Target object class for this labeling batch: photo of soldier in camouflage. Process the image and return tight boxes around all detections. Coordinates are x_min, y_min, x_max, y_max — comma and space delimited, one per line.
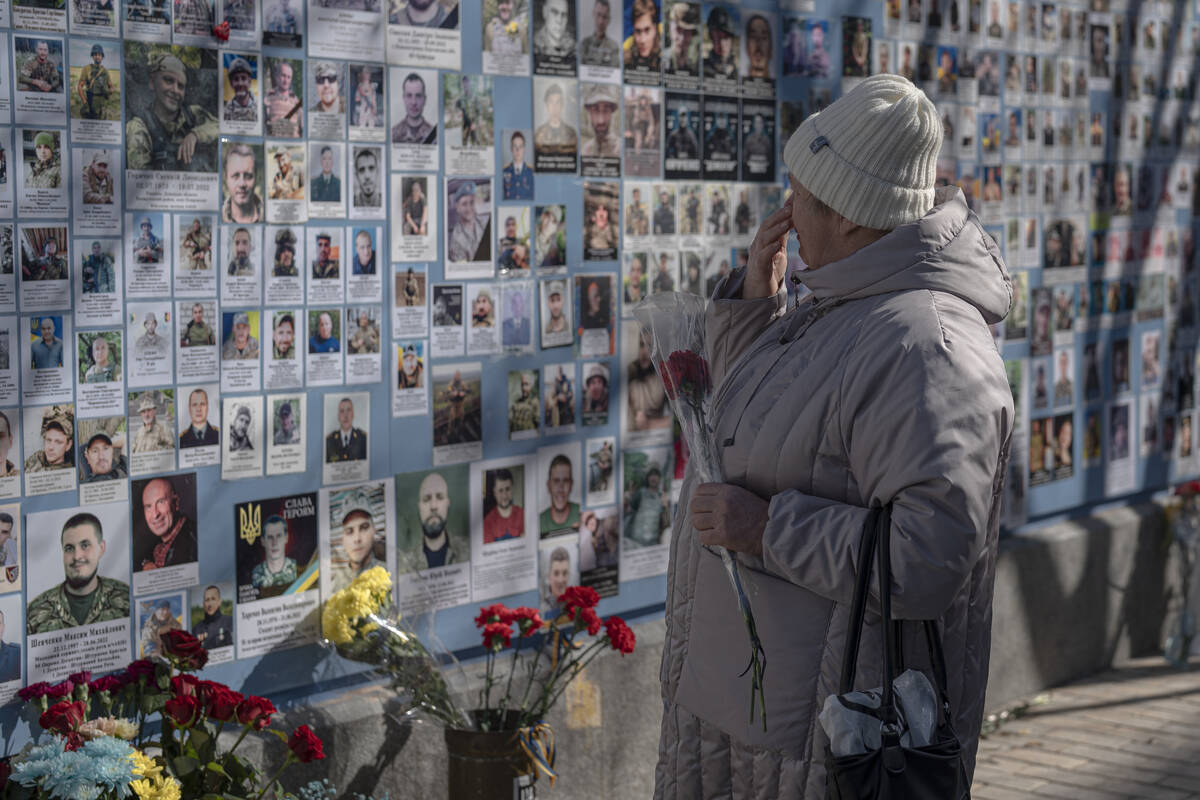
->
26, 509, 130, 636
72, 42, 118, 121
124, 44, 219, 173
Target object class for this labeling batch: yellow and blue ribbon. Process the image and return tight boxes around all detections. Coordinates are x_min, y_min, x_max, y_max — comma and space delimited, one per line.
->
518, 722, 557, 786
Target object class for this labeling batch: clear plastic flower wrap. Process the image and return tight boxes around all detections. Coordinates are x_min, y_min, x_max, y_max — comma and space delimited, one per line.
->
633, 291, 769, 729
320, 564, 473, 730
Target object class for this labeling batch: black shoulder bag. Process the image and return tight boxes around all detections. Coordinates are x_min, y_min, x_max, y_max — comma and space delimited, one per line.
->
824, 504, 970, 800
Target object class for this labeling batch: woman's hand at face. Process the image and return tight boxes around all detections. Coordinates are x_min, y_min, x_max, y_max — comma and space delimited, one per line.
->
743, 197, 794, 299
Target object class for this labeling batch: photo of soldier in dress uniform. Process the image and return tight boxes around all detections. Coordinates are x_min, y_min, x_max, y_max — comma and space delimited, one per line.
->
533, 0, 577, 76
220, 54, 261, 136
264, 57, 304, 138
123, 45, 219, 175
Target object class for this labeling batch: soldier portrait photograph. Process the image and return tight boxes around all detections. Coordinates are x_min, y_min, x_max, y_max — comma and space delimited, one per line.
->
348, 307, 380, 354
124, 44, 219, 173
173, 0, 215, 39
662, 1, 700, 79
190, 583, 234, 651
443, 75, 495, 150
624, 0, 662, 77
310, 231, 339, 280
132, 473, 198, 572
308, 61, 345, 117
180, 216, 212, 271
71, 41, 119, 122
28, 317, 65, 371
131, 215, 165, 264
483, 0, 529, 67
22, 131, 62, 191
445, 178, 493, 265
78, 421, 129, 484
308, 143, 343, 205
20, 228, 69, 283
272, 228, 300, 276
267, 144, 305, 204
579, 0, 620, 69
532, 78, 578, 172
349, 63, 383, 131
389, 0, 459, 28
80, 240, 116, 295
180, 301, 216, 348
394, 465, 470, 573
179, 386, 219, 448
134, 310, 169, 360
325, 395, 368, 464
130, 391, 175, 455
80, 151, 115, 205
580, 84, 620, 164
508, 368, 540, 439
308, 309, 340, 353
78, 330, 121, 384
533, 0, 576, 74
26, 507, 130, 636
326, 485, 387, 593
397, 342, 424, 389
351, 229, 377, 275
24, 405, 74, 473
221, 142, 264, 224
501, 130, 534, 200
352, 146, 382, 211
15, 37, 65, 97
264, 57, 304, 138
222, 310, 260, 360
220, 53, 260, 130
392, 70, 438, 147
272, 398, 301, 445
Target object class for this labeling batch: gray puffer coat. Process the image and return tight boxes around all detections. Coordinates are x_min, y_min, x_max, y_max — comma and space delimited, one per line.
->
655, 187, 1014, 799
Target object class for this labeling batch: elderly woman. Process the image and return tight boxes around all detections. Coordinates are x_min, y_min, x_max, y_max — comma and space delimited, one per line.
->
656, 75, 1013, 797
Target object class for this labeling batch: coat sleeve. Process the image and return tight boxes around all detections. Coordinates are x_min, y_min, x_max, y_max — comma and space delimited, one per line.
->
704, 267, 788, 388
759, 301, 1012, 620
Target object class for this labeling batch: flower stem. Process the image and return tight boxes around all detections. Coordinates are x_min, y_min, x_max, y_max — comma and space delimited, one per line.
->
500, 636, 524, 715
227, 723, 253, 756
253, 754, 295, 800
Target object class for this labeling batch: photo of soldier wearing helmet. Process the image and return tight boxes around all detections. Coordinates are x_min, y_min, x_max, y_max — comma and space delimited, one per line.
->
71, 42, 119, 123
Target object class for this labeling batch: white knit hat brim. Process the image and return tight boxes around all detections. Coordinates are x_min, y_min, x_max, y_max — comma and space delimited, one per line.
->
783, 76, 942, 231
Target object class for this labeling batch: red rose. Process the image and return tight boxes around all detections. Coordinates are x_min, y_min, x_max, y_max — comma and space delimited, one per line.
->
164, 695, 201, 728
171, 674, 200, 698
89, 675, 123, 695
39, 700, 86, 735
204, 686, 243, 723
510, 606, 543, 637
604, 616, 636, 655
474, 603, 513, 627
17, 682, 51, 702
124, 659, 157, 685
236, 695, 277, 730
287, 724, 326, 763
161, 629, 209, 671
665, 350, 712, 404
482, 621, 513, 651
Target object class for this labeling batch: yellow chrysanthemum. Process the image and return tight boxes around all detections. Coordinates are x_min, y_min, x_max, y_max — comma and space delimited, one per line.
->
129, 750, 162, 780
322, 567, 395, 643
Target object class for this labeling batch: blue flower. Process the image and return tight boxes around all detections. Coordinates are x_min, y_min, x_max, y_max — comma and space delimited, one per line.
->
12, 736, 135, 800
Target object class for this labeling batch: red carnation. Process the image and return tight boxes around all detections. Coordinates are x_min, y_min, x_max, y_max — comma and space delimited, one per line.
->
474, 603, 513, 627
558, 585, 599, 610
67, 671, 92, 686
17, 682, 51, 702
171, 674, 200, 698
161, 629, 209, 671
89, 675, 123, 695
578, 606, 602, 636
1176, 480, 1200, 496
604, 616, 636, 655
287, 724, 326, 763
164, 695, 200, 728
482, 621, 513, 651
204, 686, 243, 723
236, 695, 277, 730
45, 681, 74, 701
39, 700, 86, 736
212, 20, 230, 39
510, 606, 543, 637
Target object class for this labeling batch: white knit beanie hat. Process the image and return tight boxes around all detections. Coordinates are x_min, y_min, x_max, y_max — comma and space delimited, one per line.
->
783, 75, 942, 230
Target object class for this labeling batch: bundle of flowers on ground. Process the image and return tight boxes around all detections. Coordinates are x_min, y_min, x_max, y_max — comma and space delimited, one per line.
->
0, 629, 323, 799
321, 566, 471, 729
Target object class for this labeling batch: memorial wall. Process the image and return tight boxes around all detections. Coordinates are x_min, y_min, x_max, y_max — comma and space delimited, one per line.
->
0, 0, 1196, 724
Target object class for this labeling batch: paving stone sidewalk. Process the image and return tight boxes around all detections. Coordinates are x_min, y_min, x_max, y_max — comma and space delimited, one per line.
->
972, 657, 1200, 799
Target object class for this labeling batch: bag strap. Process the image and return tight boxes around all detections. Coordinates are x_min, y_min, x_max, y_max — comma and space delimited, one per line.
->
876, 504, 899, 731
837, 505, 882, 695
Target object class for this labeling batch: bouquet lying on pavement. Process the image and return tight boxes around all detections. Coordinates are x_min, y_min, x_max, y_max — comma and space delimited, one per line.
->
634, 291, 768, 729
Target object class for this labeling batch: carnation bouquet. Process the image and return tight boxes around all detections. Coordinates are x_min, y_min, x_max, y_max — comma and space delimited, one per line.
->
634, 291, 768, 728
2, 630, 324, 799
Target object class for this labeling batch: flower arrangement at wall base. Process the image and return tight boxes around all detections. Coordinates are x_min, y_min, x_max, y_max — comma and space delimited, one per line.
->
322, 567, 636, 799
0, 629, 324, 799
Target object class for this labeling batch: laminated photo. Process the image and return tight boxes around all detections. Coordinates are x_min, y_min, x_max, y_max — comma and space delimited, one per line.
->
22, 403, 76, 494
265, 226, 304, 305
619, 443, 672, 580
20, 315, 72, 405
349, 145, 385, 220
533, 203, 566, 272
0, 408, 19, 499
347, 63, 386, 142
307, 227, 345, 305
582, 181, 618, 262
131, 472, 199, 595
623, 0, 662, 85
17, 128, 68, 217
393, 464, 471, 613
465, 283, 500, 356
122, 44, 220, 212
18, 224, 69, 311
542, 362, 576, 435
738, 9, 774, 98
72, 148, 120, 236
575, 274, 614, 357
76, 329, 124, 417
220, 0, 260, 46
498, 129, 534, 200
662, 1, 700, 90
392, 174, 436, 262
219, 52, 261, 137
0, 320, 17, 406
173, 214, 217, 297
677, 182, 703, 242
220, 224, 263, 307
173, 0, 215, 43
533, 0, 577, 76
265, 141, 307, 224
266, 392, 305, 475
580, 85, 619, 178
176, 383, 220, 469
189, 581, 234, 665
579, 0, 622, 83
580, 361, 610, 426
507, 368, 540, 440
701, 3, 738, 93
622, 250, 649, 310
232, 490, 319, 656
265, 309, 303, 390
578, 506, 619, 597
620, 319, 671, 444
469, 453, 537, 601
122, 0, 170, 41
432, 361, 482, 465
13, 36, 67, 126
533, 76, 579, 174
305, 308, 344, 386
219, 308, 261, 392
0, 134, 13, 219
540, 277, 573, 350
346, 225, 383, 301
307, 140, 346, 219
176, 300, 219, 383
264, 57, 304, 138
391, 67, 439, 172
76, 416, 127, 505
124, 212, 171, 298
388, 0, 461, 71
222, 394, 263, 479
739, 99, 775, 182
262, 0, 303, 47
500, 281, 534, 352
345, 305, 383, 384
72, 237, 122, 328
649, 250, 678, 295
496, 205, 532, 278
392, 340, 428, 418
584, 434, 616, 504
68, 40, 120, 144
700, 94, 737, 181
651, 183, 677, 238
0, 510, 20, 595
537, 443, 581, 538
663, 92, 700, 180
537, 537, 578, 612
308, 0, 385, 62
445, 176, 494, 279
127, 388, 176, 476
443, 75, 495, 175
392, 265, 428, 338
482, 0, 530, 76
622, 86, 660, 178
430, 282, 465, 357
25, 502, 131, 684
319, 481, 396, 607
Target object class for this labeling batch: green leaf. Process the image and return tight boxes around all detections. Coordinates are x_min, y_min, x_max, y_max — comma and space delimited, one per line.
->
173, 755, 199, 775
265, 727, 289, 743
205, 761, 230, 778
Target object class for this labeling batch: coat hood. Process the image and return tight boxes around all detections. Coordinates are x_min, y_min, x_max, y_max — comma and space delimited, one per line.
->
797, 186, 1012, 325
